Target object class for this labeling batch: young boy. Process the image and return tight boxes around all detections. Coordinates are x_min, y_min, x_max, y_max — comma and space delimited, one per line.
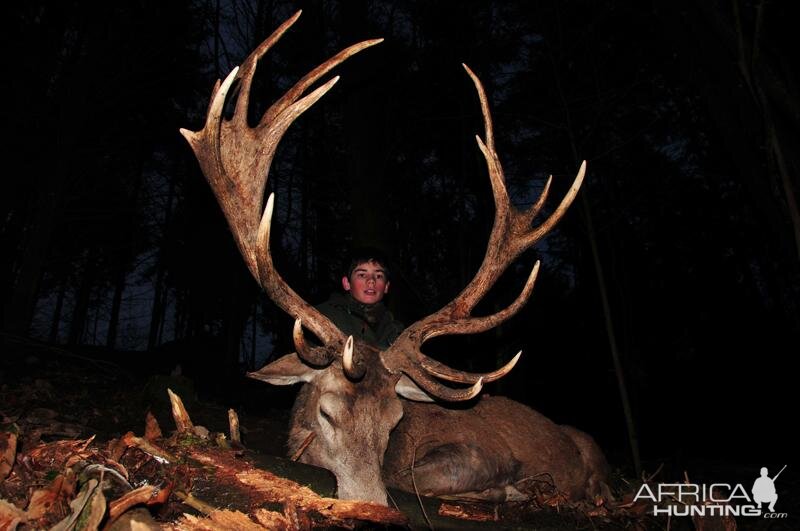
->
316, 248, 404, 349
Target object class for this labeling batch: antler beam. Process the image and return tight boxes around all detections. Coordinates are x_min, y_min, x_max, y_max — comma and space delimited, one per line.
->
180, 10, 382, 349
381, 64, 586, 399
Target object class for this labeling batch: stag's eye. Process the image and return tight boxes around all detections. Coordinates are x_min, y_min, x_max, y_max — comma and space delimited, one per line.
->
319, 406, 336, 427
318, 393, 341, 428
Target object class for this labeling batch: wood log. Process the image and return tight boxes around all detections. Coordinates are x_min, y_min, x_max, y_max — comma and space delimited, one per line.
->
228, 408, 240, 443
167, 388, 194, 433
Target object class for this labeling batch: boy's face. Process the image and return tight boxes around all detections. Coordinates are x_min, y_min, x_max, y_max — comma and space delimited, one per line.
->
342, 260, 390, 305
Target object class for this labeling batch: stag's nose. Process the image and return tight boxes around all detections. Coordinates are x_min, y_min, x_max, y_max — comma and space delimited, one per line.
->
337, 477, 389, 506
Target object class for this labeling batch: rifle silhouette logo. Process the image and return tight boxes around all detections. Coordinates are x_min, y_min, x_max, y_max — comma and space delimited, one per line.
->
752, 465, 786, 513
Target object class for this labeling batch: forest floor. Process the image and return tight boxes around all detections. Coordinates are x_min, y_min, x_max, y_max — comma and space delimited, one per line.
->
2, 334, 795, 530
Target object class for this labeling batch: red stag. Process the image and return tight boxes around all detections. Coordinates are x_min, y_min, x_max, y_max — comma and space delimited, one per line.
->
180, 11, 608, 506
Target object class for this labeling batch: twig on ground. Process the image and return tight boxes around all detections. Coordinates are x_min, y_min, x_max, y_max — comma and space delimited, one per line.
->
290, 432, 315, 462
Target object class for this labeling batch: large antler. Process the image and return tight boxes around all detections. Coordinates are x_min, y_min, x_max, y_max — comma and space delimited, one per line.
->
180, 11, 382, 362
381, 64, 586, 400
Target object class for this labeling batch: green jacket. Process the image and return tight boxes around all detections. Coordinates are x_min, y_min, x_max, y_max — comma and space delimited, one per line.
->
316, 292, 404, 349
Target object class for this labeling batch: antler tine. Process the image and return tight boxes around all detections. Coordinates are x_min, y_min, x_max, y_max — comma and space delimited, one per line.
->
342, 336, 366, 380
421, 351, 521, 384
519, 160, 586, 251
292, 319, 336, 366
423, 260, 540, 341
462, 64, 510, 225
523, 175, 553, 225
262, 37, 384, 128
381, 66, 585, 401
404, 366, 485, 401
180, 66, 240, 186
234, 10, 303, 124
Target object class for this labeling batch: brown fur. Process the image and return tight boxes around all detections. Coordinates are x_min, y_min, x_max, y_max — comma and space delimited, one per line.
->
277, 352, 403, 504
383, 396, 608, 500
255, 352, 608, 505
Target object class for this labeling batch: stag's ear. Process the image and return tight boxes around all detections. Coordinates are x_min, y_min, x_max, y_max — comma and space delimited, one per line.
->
247, 353, 321, 385
395, 374, 435, 402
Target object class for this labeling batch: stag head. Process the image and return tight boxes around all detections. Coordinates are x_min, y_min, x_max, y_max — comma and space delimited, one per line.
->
181, 11, 585, 505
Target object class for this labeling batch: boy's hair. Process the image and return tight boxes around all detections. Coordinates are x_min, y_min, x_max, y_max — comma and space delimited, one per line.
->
345, 246, 391, 280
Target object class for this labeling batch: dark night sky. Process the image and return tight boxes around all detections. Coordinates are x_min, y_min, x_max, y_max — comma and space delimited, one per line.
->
4, 0, 799, 485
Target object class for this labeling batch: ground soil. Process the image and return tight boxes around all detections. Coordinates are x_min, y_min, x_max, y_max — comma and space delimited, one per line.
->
2, 336, 796, 530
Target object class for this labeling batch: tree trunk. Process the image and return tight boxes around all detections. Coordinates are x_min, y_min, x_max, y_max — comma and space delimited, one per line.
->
3, 174, 63, 336
547, 13, 642, 474
732, 0, 800, 262
340, 0, 391, 250
2, 6, 77, 337
147, 175, 176, 350
49, 275, 68, 343
106, 260, 126, 349
68, 250, 98, 346
222, 271, 248, 385
147, 265, 167, 351
250, 299, 258, 370
659, 1, 798, 295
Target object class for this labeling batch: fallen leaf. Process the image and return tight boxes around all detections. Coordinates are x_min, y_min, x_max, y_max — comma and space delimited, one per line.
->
0, 498, 26, 530
0, 425, 18, 481
50, 478, 100, 531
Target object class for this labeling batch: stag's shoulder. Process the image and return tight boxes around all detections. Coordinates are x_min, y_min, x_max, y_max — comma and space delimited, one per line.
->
474, 395, 559, 428
476, 395, 534, 412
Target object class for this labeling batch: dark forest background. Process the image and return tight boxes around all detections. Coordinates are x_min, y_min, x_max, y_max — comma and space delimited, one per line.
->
3, 0, 799, 480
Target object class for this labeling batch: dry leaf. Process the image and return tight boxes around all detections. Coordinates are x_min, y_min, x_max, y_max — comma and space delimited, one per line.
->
144, 412, 162, 442
0, 426, 18, 481
0, 498, 27, 530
